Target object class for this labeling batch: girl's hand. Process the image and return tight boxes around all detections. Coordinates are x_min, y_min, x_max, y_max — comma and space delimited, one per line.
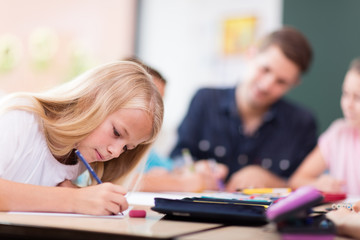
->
314, 174, 345, 193
353, 201, 360, 212
72, 182, 128, 215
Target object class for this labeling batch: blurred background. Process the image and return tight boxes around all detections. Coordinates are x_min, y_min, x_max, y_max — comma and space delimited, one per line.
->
1, 0, 359, 156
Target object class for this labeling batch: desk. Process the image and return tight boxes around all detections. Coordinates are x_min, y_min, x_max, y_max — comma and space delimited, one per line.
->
177, 224, 279, 240
1, 209, 354, 240
0, 211, 353, 240
0, 207, 221, 240
177, 225, 353, 240
0, 192, 356, 240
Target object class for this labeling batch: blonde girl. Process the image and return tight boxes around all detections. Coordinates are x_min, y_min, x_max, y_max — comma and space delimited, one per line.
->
0, 61, 163, 215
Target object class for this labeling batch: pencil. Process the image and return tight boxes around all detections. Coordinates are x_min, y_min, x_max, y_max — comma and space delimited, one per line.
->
75, 150, 102, 184
182, 148, 195, 172
208, 159, 226, 191
242, 188, 291, 195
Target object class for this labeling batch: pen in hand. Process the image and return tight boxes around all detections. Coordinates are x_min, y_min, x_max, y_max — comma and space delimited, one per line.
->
209, 159, 226, 191
75, 149, 102, 184
75, 150, 128, 216
182, 148, 195, 172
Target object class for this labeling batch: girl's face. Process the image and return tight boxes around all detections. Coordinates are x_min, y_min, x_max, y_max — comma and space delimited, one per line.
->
341, 70, 360, 128
77, 108, 153, 163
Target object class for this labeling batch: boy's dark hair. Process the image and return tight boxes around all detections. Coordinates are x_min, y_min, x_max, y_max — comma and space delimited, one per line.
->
259, 26, 313, 74
123, 56, 167, 84
349, 58, 360, 74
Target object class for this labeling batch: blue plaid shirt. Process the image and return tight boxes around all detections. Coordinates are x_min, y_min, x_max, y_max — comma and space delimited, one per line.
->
170, 87, 318, 181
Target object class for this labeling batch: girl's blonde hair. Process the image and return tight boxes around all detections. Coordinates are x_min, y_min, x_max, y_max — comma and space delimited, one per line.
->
1, 61, 164, 182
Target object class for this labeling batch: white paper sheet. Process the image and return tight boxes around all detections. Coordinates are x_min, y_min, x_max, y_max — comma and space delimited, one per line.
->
7, 207, 132, 218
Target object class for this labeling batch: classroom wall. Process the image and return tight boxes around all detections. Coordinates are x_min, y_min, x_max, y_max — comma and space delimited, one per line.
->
0, 0, 136, 94
283, 0, 360, 135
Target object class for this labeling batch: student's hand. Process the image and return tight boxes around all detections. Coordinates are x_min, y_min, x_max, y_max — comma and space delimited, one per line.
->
226, 165, 286, 192
194, 160, 228, 190
326, 208, 350, 236
313, 174, 345, 193
353, 200, 360, 212
326, 207, 360, 238
178, 171, 208, 192
73, 182, 128, 215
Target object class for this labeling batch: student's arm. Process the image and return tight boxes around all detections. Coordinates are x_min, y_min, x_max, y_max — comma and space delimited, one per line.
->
137, 160, 228, 192
137, 168, 205, 192
327, 208, 360, 239
226, 165, 287, 191
0, 178, 128, 215
288, 146, 344, 192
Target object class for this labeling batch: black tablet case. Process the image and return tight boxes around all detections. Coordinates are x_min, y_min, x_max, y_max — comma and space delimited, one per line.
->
151, 197, 271, 226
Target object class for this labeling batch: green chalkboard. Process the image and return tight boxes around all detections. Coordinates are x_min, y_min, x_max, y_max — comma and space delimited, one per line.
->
283, 0, 360, 135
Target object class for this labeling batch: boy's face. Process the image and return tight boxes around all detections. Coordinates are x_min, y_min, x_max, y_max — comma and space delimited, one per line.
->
77, 108, 152, 163
341, 70, 360, 127
242, 45, 300, 109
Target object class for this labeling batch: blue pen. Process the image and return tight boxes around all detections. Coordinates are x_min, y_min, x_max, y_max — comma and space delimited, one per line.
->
75, 149, 102, 184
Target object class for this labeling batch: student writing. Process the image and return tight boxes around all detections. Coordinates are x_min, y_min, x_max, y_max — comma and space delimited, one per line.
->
0, 61, 163, 215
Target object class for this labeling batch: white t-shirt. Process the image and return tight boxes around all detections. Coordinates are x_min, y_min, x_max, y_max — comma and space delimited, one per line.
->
0, 109, 84, 186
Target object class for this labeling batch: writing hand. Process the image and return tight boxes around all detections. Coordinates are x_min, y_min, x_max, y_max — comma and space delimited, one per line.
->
73, 182, 128, 215
194, 160, 228, 191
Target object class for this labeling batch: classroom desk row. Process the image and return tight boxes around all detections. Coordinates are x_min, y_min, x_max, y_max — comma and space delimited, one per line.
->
0, 208, 278, 240
0, 196, 354, 240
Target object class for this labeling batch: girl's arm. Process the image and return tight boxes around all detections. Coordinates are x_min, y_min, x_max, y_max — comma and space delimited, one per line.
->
0, 178, 128, 215
327, 208, 360, 239
288, 146, 343, 192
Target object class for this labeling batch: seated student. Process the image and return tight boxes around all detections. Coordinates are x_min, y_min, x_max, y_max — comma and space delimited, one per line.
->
0, 61, 163, 215
123, 57, 228, 192
289, 58, 360, 195
326, 200, 360, 239
170, 26, 317, 192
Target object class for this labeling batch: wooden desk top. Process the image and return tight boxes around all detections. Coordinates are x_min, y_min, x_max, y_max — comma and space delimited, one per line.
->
177, 224, 354, 240
0, 210, 355, 240
0, 207, 221, 240
177, 224, 280, 240
0, 201, 356, 240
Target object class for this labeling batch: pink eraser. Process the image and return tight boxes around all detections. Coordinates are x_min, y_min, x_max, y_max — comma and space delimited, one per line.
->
129, 209, 146, 218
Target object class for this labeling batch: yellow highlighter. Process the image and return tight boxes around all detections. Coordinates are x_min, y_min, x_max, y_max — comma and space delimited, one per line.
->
242, 188, 291, 195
